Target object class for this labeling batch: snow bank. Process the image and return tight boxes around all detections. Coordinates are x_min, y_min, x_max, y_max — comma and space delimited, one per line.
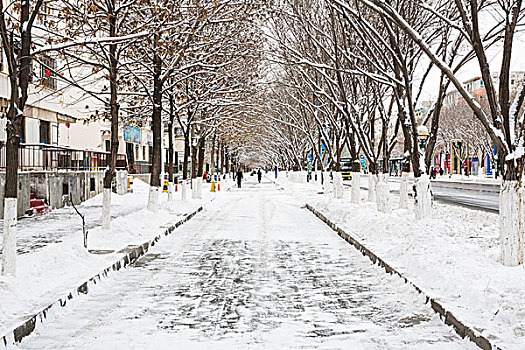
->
277, 180, 525, 349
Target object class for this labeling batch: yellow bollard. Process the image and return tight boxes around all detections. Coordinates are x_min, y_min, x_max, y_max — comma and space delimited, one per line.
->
162, 180, 169, 193
210, 181, 216, 192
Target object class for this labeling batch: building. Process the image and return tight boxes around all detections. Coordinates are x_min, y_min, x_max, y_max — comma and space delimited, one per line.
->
444, 71, 525, 107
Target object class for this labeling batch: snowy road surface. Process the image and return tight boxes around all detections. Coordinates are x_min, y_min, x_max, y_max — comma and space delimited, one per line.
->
18, 178, 474, 349
351, 176, 499, 212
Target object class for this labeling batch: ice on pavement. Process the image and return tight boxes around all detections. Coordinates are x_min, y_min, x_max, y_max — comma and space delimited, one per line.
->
17, 178, 474, 349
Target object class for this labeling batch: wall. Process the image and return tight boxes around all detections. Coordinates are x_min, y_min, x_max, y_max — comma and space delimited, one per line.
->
0, 170, 105, 219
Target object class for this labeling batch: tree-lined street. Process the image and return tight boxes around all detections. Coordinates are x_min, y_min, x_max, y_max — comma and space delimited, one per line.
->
0, 0, 524, 348
18, 178, 473, 349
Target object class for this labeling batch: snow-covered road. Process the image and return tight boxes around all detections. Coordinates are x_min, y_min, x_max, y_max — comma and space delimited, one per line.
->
17, 178, 474, 349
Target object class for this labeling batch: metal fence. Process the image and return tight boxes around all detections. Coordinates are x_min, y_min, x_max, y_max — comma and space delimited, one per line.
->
0, 143, 127, 171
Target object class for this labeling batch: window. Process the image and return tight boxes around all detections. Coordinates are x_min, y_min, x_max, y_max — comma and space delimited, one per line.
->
105, 140, 111, 152
143, 146, 146, 160
51, 123, 58, 144
40, 56, 57, 90
90, 178, 96, 192
39, 120, 50, 144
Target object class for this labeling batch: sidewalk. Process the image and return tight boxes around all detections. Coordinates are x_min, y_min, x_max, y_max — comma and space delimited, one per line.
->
0, 178, 231, 342
275, 173, 524, 350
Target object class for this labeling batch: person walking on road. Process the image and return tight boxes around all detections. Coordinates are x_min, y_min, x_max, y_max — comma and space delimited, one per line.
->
234, 168, 243, 188
257, 169, 262, 183
274, 165, 278, 179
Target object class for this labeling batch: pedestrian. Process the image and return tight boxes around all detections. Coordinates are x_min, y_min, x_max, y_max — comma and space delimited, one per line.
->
429, 167, 436, 179
274, 165, 278, 179
235, 168, 243, 188
257, 169, 262, 183
439, 168, 444, 176
202, 171, 207, 182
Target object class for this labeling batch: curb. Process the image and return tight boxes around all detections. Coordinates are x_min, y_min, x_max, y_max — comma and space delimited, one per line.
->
1, 206, 203, 349
305, 204, 500, 350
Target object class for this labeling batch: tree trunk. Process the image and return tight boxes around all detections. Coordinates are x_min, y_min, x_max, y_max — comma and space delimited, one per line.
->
102, 19, 119, 229
500, 180, 524, 266
1, 104, 20, 276
216, 138, 220, 176
210, 133, 216, 177
225, 146, 230, 174
148, 50, 162, 212
367, 172, 377, 202
183, 135, 190, 180
168, 93, 174, 184
191, 140, 197, 180
167, 92, 174, 201
1, 0, 43, 275
376, 173, 391, 214
197, 136, 205, 177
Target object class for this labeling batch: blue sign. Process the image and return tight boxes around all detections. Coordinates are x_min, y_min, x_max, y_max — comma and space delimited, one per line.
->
124, 125, 141, 143
360, 155, 366, 171
486, 153, 492, 175
308, 154, 313, 163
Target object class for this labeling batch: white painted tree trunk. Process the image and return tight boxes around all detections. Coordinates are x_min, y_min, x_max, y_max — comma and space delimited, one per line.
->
181, 181, 187, 201
413, 175, 432, 219
500, 181, 524, 266
116, 171, 127, 195
167, 182, 174, 201
196, 178, 203, 199
351, 172, 361, 204
399, 172, 409, 209
323, 172, 332, 197
367, 173, 377, 202
333, 172, 344, 199
192, 179, 198, 199
102, 188, 111, 230
147, 186, 160, 212
376, 173, 391, 214
1, 198, 17, 276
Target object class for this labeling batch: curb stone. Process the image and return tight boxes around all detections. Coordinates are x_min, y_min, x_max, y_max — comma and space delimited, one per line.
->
0, 206, 203, 349
306, 203, 500, 350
